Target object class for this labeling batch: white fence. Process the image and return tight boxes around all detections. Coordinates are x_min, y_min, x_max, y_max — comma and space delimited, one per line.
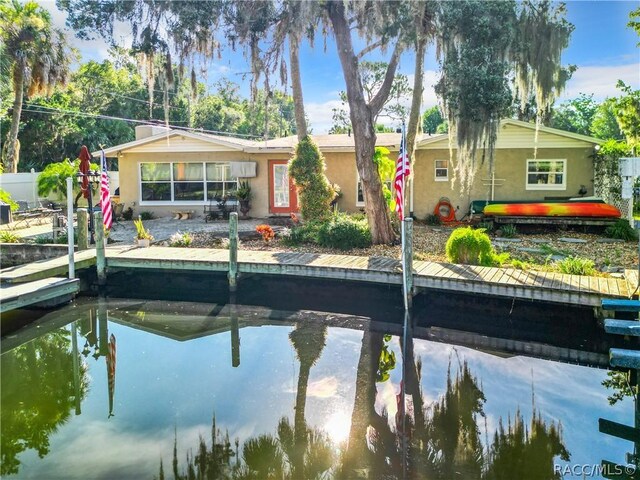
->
0, 170, 120, 207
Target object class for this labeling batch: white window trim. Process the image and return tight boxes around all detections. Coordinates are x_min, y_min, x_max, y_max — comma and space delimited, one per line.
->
434, 159, 449, 182
138, 161, 238, 206
525, 159, 567, 191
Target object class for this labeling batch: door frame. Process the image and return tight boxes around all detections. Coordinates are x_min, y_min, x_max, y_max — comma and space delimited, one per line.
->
268, 160, 298, 214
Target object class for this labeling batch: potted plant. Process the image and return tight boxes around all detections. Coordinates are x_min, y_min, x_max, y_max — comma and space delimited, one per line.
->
236, 180, 252, 219
133, 217, 153, 247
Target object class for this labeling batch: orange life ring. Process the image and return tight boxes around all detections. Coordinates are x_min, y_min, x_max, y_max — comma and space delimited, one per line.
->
434, 199, 456, 222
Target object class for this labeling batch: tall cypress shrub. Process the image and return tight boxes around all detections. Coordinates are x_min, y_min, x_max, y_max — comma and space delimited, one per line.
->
289, 136, 334, 222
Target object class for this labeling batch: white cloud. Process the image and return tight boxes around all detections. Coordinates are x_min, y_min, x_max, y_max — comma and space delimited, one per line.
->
559, 63, 640, 101
305, 99, 344, 134
307, 376, 340, 398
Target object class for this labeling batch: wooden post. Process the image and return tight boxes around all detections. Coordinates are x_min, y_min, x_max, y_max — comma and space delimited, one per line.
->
77, 209, 89, 251
228, 212, 238, 292
402, 218, 414, 309
71, 322, 81, 415
95, 211, 106, 286
66, 177, 75, 279
230, 293, 240, 367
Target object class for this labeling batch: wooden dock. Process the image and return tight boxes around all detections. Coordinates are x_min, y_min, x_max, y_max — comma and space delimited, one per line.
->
1, 249, 97, 284
1, 245, 635, 310
104, 246, 635, 307
0, 277, 80, 313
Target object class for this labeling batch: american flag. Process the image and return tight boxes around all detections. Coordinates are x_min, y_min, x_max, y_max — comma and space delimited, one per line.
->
100, 150, 113, 229
394, 124, 410, 219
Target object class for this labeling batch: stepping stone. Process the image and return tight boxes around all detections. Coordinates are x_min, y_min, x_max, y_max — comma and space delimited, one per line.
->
531, 239, 550, 244
558, 237, 587, 244
596, 238, 625, 243
550, 254, 566, 261
493, 238, 521, 243
514, 247, 545, 254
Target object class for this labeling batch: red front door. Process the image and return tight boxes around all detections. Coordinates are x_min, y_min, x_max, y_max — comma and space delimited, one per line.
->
269, 160, 298, 214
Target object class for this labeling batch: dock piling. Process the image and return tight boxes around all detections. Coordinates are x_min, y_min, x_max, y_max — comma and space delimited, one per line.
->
95, 211, 106, 286
67, 178, 75, 279
228, 212, 238, 292
77, 209, 89, 251
402, 218, 414, 309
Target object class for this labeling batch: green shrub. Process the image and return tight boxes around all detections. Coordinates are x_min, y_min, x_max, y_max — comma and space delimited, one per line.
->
500, 224, 517, 238
139, 211, 155, 221
317, 214, 372, 250
169, 231, 193, 247
0, 189, 18, 211
34, 235, 54, 244
445, 227, 506, 266
425, 213, 442, 226
605, 219, 638, 241
281, 221, 323, 246
556, 256, 596, 276
289, 136, 334, 222
0, 230, 21, 243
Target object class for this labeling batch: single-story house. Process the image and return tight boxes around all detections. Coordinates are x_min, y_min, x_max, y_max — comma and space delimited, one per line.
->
98, 119, 600, 219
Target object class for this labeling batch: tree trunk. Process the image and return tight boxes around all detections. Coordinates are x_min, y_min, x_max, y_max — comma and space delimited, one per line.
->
342, 329, 384, 474
406, 36, 427, 183
289, 33, 307, 140
327, 2, 396, 244
292, 361, 310, 478
4, 60, 26, 173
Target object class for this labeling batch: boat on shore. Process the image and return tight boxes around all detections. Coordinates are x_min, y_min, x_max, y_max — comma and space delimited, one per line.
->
483, 201, 621, 218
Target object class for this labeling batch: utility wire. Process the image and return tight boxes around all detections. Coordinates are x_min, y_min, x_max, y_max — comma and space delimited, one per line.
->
85, 86, 185, 111
21, 103, 264, 139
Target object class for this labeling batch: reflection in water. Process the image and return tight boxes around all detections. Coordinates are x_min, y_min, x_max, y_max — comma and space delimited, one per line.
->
0, 330, 89, 475
163, 319, 571, 479
2, 298, 630, 478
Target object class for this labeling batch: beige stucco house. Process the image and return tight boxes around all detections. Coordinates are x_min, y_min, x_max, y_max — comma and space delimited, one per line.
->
99, 119, 600, 220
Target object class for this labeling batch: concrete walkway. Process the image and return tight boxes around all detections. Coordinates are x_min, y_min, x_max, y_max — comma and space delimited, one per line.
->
1, 215, 265, 245
109, 217, 263, 245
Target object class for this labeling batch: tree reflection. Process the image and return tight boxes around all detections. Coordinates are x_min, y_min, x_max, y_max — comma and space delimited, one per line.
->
1, 329, 89, 476
163, 327, 571, 480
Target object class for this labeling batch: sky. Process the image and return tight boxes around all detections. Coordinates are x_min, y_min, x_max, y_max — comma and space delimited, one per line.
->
42, 0, 640, 134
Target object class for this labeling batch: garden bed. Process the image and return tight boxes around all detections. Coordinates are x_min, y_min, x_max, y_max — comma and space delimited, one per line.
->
188, 223, 639, 273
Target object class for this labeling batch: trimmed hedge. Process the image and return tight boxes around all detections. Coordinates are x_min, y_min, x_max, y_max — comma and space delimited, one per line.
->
289, 136, 334, 222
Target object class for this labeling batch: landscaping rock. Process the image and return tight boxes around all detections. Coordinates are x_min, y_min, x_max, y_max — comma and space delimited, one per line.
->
558, 237, 588, 244
514, 247, 545, 254
550, 254, 566, 261
493, 238, 521, 243
596, 238, 625, 243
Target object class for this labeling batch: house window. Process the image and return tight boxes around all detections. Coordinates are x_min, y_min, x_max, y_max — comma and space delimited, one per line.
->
173, 163, 204, 201
356, 176, 393, 206
140, 163, 172, 201
435, 159, 448, 181
206, 163, 238, 199
526, 159, 566, 190
139, 162, 238, 204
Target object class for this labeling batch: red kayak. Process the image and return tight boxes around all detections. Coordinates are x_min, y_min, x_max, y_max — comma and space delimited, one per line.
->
483, 202, 621, 218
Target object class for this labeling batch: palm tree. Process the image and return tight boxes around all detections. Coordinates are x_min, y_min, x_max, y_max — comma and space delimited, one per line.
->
0, 0, 73, 173
288, 322, 327, 478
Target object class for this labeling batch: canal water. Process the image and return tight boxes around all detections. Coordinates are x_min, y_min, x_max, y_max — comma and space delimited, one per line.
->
0, 278, 637, 479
